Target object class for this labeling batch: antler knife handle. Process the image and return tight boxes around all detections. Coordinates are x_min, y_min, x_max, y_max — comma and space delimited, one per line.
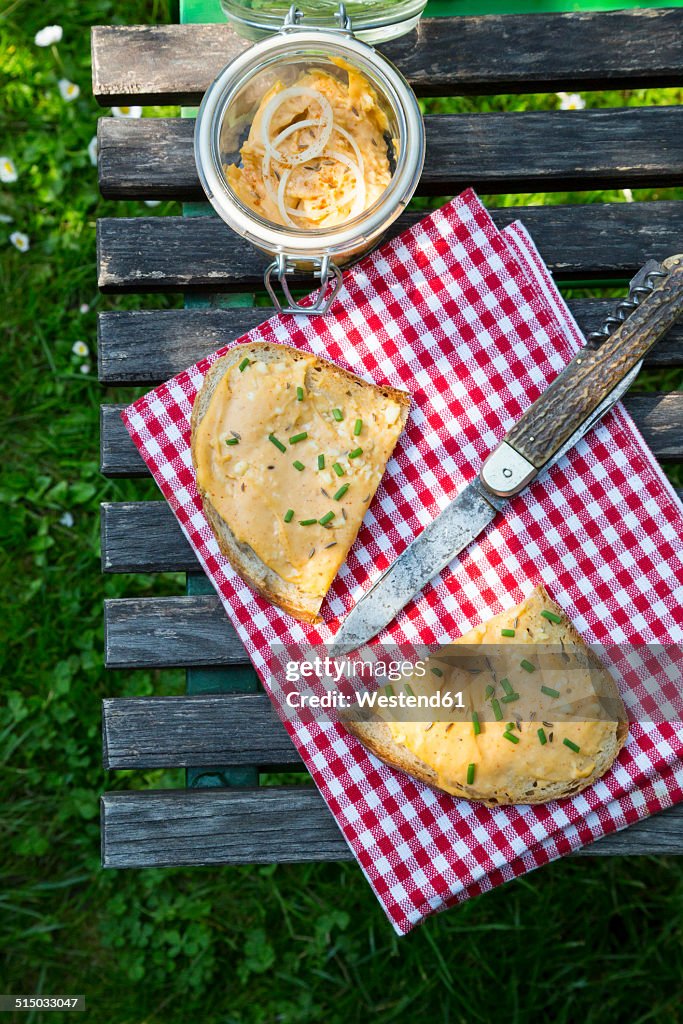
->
504, 254, 683, 469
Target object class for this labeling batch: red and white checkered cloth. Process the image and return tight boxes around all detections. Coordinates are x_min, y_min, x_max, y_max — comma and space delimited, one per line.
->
122, 190, 683, 934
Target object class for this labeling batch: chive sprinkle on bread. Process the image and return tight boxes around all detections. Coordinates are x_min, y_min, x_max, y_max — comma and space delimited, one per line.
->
347, 585, 628, 805
191, 342, 410, 623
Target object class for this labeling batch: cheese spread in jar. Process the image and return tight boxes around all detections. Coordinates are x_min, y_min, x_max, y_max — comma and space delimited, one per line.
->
225, 66, 394, 229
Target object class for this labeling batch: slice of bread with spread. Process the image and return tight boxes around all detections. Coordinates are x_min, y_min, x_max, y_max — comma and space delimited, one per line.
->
191, 342, 410, 623
347, 585, 628, 805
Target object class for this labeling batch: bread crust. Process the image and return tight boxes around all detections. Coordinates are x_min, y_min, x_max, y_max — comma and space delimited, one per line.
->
347, 586, 628, 805
191, 342, 410, 622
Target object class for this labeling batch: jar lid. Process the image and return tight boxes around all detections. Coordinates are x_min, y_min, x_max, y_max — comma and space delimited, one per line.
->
220, 0, 427, 44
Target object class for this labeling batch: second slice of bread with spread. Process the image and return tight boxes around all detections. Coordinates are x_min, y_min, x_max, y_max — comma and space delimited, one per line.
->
191, 343, 410, 622
347, 586, 628, 805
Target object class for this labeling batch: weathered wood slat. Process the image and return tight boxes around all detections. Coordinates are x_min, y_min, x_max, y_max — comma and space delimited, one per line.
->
101, 500, 192, 572
101, 485, 683, 575
97, 202, 683, 292
101, 405, 141, 476
91, 10, 683, 106
98, 308, 264, 384
101, 787, 351, 866
98, 107, 683, 202
101, 787, 683, 867
99, 301, 683, 385
103, 693, 299, 768
104, 594, 247, 668
101, 394, 683, 479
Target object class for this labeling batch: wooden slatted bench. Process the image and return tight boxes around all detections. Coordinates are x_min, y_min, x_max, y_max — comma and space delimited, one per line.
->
96, 7, 683, 869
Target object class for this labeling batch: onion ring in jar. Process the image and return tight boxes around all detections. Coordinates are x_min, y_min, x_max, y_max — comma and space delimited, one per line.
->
276, 167, 297, 227
259, 87, 334, 167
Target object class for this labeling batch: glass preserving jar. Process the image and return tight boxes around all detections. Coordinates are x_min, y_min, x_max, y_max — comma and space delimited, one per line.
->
194, 3, 425, 315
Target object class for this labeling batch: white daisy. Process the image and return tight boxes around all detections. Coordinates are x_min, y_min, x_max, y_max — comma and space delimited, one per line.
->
35, 25, 63, 47
59, 511, 74, 528
10, 231, 29, 252
72, 340, 89, 357
0, 157, 17, 183
79, 363, 91, 374
0, 215, 13, 224
622, 188, 634, 203
79, 303, 90, 314
556, 92, 585, 111
87, 136, 98, 167
112, 106, 142, 119
58, 79, 80, 102
144, 200, 161, 207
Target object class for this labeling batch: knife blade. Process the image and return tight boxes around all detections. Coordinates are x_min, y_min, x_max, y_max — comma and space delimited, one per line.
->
334, 480, 498, 653
332, 254, 683, 654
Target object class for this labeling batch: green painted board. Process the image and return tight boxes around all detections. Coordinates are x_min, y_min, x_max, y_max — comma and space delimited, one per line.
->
182, 0, 683, 24
427, 0, 683, 12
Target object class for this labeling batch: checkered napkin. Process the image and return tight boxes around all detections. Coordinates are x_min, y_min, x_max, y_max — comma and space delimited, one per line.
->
122, 190, 683, 934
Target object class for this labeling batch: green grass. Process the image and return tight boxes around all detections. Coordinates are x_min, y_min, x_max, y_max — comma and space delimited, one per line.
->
2, 2, 683, 1022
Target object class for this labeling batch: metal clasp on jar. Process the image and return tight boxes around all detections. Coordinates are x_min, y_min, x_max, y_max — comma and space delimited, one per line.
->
264, 253, 344, 315
281, 3, 354, 36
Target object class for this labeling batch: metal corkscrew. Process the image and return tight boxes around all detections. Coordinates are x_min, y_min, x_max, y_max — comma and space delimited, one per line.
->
586, 260, 669, 348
